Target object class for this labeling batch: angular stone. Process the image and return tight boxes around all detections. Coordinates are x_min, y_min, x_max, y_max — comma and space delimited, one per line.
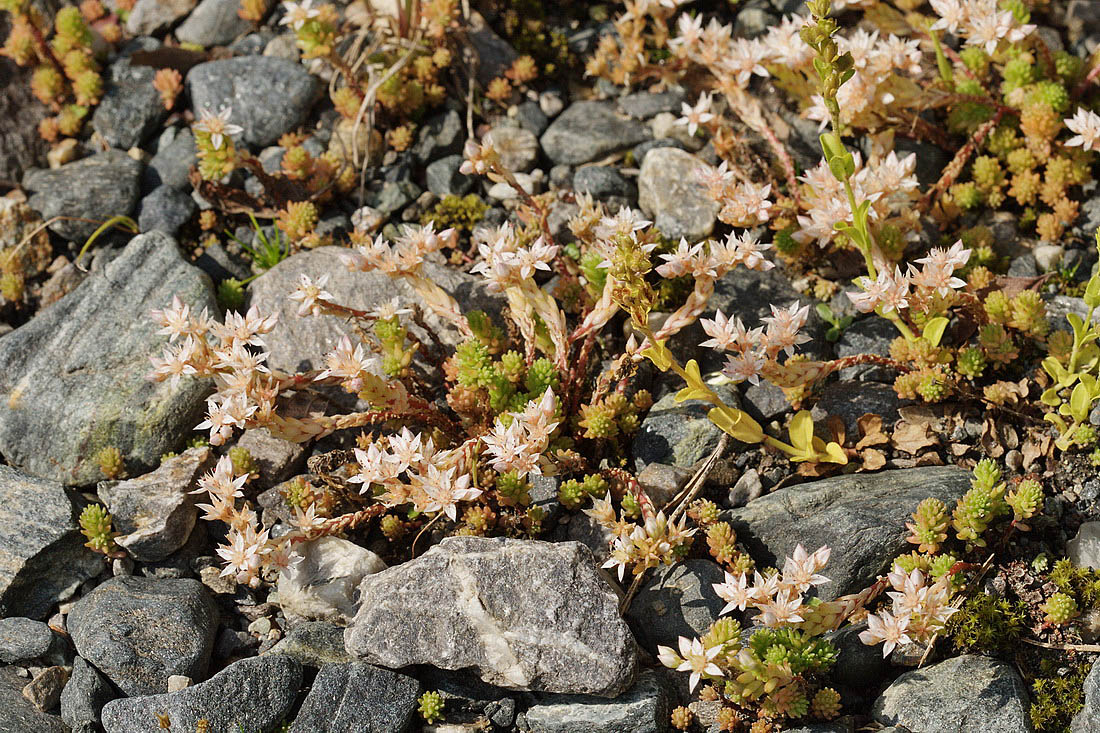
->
540, 101, 649, 166
235, 427, 307, 488
425, 154, 474, 196
484, 126, 540, 172
1068, 522, 1100, 570
23, 150, 142, 242
468, 11, 518, 86
22, 665, 69, 712
574, 166, 633, 200
187, 57, 320, 147
264, 621, 352, 668
633, 385, 741, 470
0, 666, 68, 733
0, 466, 101, 619
1073, 656, 1100, 731
61, 656, 116, 733
101, 655, 301, 733
412, 108, 465, 164
126, 0, 197, 35
0, 617, 56, 663
137, 185, 197, 236
99, 447, 213, 561
625, 559, 726, 654
722, 467, 972, 599
345, 537, 638, 696
92, 63, 166, 150
0, 57, 49, 184
0, 232, 215, 485
175, 0, 251, 46
276, 536, 387, 623
289, 662, 419, 732
68, 576, 219, 696
873, 654, 1032, 732
520, 669, 669, 733
618, 90, 687, 119
638, 147, 718, 242
248, 246, 498, 372
146, 127, 198, 191
810, 380, 908, 435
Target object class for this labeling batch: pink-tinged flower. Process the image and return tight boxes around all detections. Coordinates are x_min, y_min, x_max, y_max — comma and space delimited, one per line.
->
149, 336, 200, 387
713, 571, 753, 615
193, 107, 243, 151
762, 302, 811, 359
781, 544, 831, 593
700, 309, 758, 352
279, 0, 320, 29
1065, 107, 1100, 152
848, 266, 910, 314
757, 587, 805, 627
602, 538, 633, 581
859, 611, 913, 657
677, 93, 715, 137
721, 349, 767, 385
660, 637, 724, 691
929, 0, 966, 33
416, 464, 481, 521
287, 273, 333, 317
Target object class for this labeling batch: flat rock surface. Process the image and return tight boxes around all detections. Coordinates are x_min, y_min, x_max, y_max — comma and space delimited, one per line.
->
0, 617, 55, 663
722, 466, 972, 599
0, 232, 215, 485
187, 57, 320, 147
289, 661, 420, 732
101, 654, 301, 733
68, 576, 219, 696
23, 150, 142, 242
540, 101, 649, 166
638, 147, 719, 241
345, 536, 638, 696
0, 465, 101, 619
873, 654, 1033, 732
520, 669, 670, 733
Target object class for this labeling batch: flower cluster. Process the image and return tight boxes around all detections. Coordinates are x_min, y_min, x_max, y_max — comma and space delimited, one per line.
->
859, 565, 958, 657
930, 0, 1035, 54
847, 240, 970, 314
699, 302, 810, 386
589, 496, 696, 582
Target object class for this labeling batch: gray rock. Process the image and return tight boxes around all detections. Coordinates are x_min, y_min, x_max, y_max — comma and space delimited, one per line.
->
520, 669, 669, 733
412, 108, 465, 164
573, 166, 633, 199
175, 0, 251, 46
146, 127, 198, 191
194, 241, 251, 282
741, 381, 791, 422
0, 232, 215, 485
1073, 656, 1100, 731
0, 666, 68, 733
61, 656, 116, 733
364, 180, 421, 215
0, 57, 49, 185
92, 63, 166, 150
625, 559, 726, 654
101, 654, 301, 733
541, 101, 649, 166
722, 467, 972, 599
633, 385, 741, 470
138, 184, 197, 236
0, 466, 102, 619
345, 537, 638, 696
1068, 0, 1100, 44
1067, 522, 1100, 570
636, 462, 692, 507
425, 154, 474, 196
638, 147, 718, 242
836, 316, 898, 382
893, 137, 949, 188
23, 665, 68, 712
468, 11, 518, 86
264, 621, 352, 667
873, 655, 1033, 732
99, 447, 213, 562
727, 468, 763, 508
23, 150, 142, 242
187, 57, 320, 147
126, 0, 197, 35
249, 246, 498, 372
1034, 243, 1065, 271
485, 126, 540, 172
0, 617, 56, 663
235, 427, 307, 488
827, 622, 890, 692
516, 100, 550, 136
415, 667, 518, 728
289, 662, 420, 732
540, 88, 566, 118
1008, 252, 1039, 278
276, 536, 387, 623
68, 576, 219, 696
632, 138, 687, 164
811, 380, 908, 435
618, 90, 686, 120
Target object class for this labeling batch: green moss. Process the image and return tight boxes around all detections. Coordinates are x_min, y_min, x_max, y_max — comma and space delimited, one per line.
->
1030, 658, 1090, 733
945, 592, 1026, 653
421, 194, 487, 233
